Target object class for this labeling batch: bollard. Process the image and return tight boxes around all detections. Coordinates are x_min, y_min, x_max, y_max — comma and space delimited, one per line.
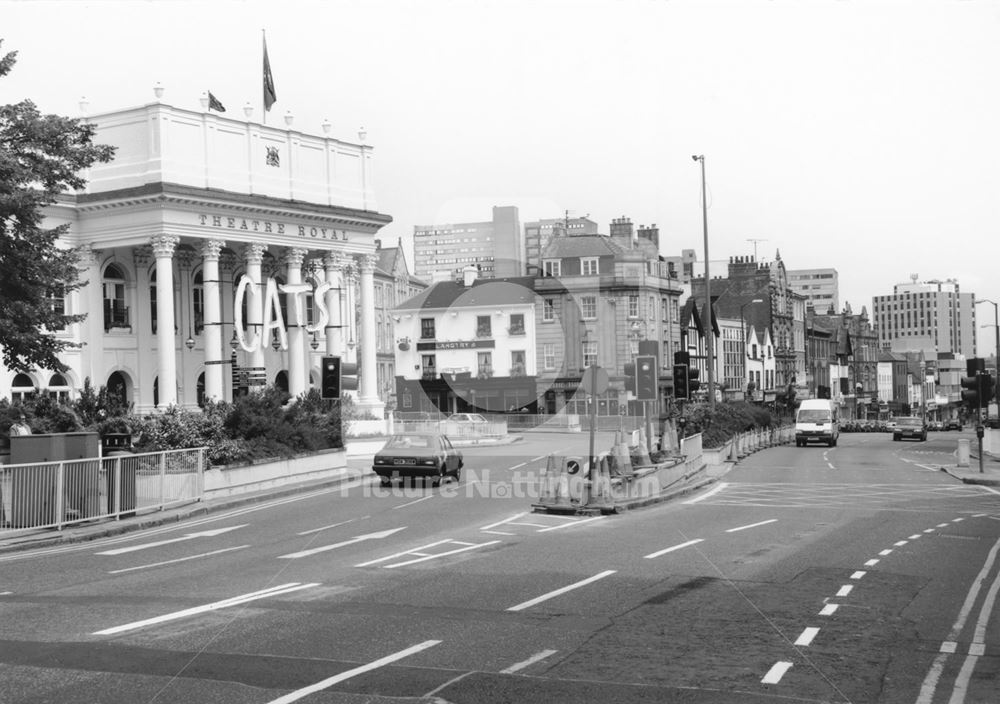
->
957, 439, 971, 468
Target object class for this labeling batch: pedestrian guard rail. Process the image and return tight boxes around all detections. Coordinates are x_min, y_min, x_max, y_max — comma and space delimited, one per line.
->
0, 448, 205, 535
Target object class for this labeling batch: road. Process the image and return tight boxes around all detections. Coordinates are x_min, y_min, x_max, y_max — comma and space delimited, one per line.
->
1, 429, 998, 703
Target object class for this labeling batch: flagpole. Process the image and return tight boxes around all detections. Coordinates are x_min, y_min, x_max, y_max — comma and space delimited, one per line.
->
261, 29, 266, 125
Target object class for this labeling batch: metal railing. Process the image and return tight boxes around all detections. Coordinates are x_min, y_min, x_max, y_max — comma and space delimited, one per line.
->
0, 448, 205, 535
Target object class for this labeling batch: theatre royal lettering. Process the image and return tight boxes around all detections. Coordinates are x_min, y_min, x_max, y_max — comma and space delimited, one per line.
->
198, 213, 349, 241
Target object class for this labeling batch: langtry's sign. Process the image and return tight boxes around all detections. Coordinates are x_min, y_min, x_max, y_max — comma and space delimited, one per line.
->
234, 275, 335, 353
198, 213, 350, 241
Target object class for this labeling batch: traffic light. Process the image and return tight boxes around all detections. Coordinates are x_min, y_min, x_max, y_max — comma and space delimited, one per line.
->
982, 373, 995, 404
636, 355, 657, 401
322, 356, 359, 399
960, 374, 981, 408
624, 362, 636, 393
687, 366, 701, 395
673, 363, 688, 399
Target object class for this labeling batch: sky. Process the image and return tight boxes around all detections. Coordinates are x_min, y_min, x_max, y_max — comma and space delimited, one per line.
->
3, 0, 1000, 332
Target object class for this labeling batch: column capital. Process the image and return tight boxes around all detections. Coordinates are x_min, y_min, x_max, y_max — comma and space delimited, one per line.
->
199, 239, 226, 261
282, 247, 310, 269
150, 234, 181, 258
357, 253, 379, 274
324, 251, 345, 271
242, 243, 268, 266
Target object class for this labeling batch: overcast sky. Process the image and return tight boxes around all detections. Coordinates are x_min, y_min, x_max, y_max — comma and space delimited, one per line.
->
3, 0, 999, 329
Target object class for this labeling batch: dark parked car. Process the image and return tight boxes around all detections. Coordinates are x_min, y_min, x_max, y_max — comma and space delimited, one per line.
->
893, 417, 927, 442
372, 433, 463, 486
945, 419, 963, 431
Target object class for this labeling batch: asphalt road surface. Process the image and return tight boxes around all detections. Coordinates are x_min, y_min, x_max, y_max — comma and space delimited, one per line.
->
1, 429, 998, 703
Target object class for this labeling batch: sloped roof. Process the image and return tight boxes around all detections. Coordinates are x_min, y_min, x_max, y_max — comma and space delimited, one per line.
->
542, 235, 626, 259
376, 247, 398, 275
394, 276, 536, 312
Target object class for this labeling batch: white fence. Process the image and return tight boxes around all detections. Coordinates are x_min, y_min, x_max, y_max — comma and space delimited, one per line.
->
0, 448, 205, 535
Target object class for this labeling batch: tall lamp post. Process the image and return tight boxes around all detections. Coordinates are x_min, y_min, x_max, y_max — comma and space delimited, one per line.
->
975, 298, 999, 421
692, 154, 714, 408
740, 298, 763, 400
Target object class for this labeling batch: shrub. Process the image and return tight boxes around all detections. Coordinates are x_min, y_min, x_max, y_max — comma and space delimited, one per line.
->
678, 401, 779, 448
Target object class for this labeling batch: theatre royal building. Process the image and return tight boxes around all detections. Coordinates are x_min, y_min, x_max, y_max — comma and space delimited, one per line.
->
1, 89, 392, 417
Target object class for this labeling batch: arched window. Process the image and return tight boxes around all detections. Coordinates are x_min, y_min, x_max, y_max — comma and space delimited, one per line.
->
275, 370, 289, 393
11, 373, 35, 403
47, 373, 70, 402
193, 270, 204, 335
103, 263, 128, 331
107, 372, 129, 408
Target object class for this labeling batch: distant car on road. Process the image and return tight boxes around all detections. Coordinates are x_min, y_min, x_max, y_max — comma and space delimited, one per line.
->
372, 433, 462, 486
928, 420, 943, 431
447, 413, 488, 425
893, 417, 927, 442
945, 419, 963, 431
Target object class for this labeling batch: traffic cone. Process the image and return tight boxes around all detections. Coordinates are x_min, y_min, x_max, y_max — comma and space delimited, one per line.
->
587, 455, 615, 511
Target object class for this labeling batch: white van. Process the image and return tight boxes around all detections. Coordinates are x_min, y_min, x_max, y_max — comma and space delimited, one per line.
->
795, 399, 839, 447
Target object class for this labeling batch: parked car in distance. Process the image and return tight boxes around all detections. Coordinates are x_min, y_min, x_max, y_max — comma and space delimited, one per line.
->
893, 416, 927, 442
447, 413, 488, 425
945, 419, 963, 431
372, 433, 463, 486
928, 420, 943, 431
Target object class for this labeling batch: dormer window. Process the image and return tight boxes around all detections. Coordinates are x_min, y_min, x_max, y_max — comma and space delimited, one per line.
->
581, 257, 598, 276
543, 260, 561, 277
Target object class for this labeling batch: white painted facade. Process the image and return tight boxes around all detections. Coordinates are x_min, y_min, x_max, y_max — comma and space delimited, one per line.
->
2, 95, 391, 416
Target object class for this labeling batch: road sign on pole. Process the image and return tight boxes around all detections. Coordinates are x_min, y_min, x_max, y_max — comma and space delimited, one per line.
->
581, 365, 609, 396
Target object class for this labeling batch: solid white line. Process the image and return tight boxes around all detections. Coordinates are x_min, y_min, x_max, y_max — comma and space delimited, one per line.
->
507, 570, 616, 612
682, 482, 729, 504
107, 546, 250, 574
819, 604, 839, 616
851, 571, 867, 580
725, 519, 778, 533
644, 539, 704, 559
383, 541, 501, 569
482, 530, 516, 536
393, 496, 434, 509
836, 585, 853, 597
93, 582, 319, 635
480, 513, 527, 531
537, 516, 605, 532
795, 627, 819, 646
509, 522, 552, 528
948, 538, 1000, 701
499, 649, 558, 674
761, 661, 793, 684
265, 640, 441, 704
355, 539, 453, 567
297, 518, 361, 536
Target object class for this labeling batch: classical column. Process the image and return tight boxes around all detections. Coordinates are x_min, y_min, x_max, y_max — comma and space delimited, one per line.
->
201, 239, 226, 401
243, 243, 268, 372
357, 253, 384, 417
343, 260, 359, 364
323, 252, 344, 357
284, 247, 309, 397
75, 244, 104, 388
151, 235, 180, 407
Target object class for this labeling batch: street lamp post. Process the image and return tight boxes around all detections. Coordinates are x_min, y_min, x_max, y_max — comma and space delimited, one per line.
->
740, 298, 763, 401
692, 154, 714, 408
974, 299, 999, 422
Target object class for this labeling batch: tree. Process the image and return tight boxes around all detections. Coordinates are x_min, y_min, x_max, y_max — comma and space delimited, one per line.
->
0, 40, 115, 373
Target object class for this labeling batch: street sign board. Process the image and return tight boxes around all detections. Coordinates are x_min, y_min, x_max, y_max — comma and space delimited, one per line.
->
580, 365, 609, 396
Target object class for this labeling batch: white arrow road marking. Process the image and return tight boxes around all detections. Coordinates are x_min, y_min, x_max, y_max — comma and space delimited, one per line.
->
265, 640, 441, 704
93, 582, 320, 635
278, 528, 407, 559
96, 525, 248, 555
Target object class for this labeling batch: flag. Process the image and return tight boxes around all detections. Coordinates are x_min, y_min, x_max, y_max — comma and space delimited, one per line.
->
208, 91, 226, 113
263, 34, 277, 111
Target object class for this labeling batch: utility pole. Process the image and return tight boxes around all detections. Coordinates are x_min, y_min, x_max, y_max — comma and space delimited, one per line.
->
693, 155, 714, 408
